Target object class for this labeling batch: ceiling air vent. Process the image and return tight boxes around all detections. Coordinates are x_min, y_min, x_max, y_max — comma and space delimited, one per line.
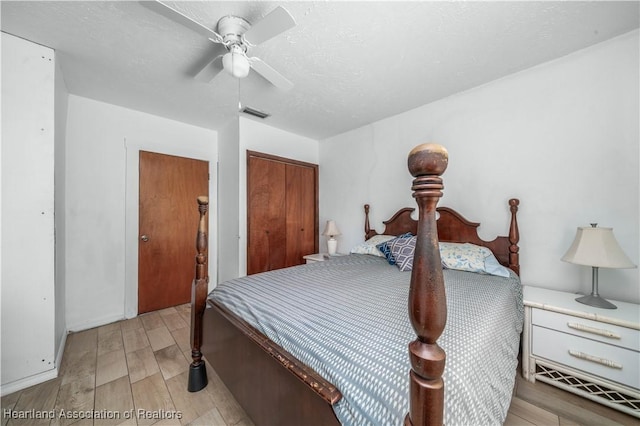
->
242, 106, 270, 119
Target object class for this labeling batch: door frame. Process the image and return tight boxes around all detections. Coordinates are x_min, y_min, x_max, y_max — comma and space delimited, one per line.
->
124, 139, 217, 319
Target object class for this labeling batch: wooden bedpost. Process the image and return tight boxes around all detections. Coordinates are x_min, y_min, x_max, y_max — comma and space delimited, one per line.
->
188, 196, 209, 392
364, 204, 372, 239
508, 198, 520, 276
405, 144, 449, 426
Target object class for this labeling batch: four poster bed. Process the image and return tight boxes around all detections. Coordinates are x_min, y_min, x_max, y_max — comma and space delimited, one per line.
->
187, 144, 523, 425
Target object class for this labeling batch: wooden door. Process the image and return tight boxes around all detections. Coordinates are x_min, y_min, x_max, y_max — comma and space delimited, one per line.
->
138, 151, 209, 314
285, 164, 317, 267
247, 151, 318, 275
247, 155, 287, 274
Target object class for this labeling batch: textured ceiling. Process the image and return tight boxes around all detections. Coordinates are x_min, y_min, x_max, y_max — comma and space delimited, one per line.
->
2, 1, 638, 140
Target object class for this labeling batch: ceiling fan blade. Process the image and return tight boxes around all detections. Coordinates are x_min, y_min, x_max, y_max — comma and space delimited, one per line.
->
194, 55, 224, 83
249, 57, 294, 91
242, 6, 296, 46
143, 1, 223, 43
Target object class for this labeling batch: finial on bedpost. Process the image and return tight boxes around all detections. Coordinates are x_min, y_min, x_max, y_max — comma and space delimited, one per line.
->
405, 143, 448, 426
188, 196, 209, 392
508, 198, 520, 276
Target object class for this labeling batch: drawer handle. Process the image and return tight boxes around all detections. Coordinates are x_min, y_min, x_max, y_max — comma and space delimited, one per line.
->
567, 322, 621, 339
568, 350, 622, 369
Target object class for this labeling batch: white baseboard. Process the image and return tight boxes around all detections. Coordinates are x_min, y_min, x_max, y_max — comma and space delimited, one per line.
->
0, 328, 69, 397
66, 312, 126, 333
0, 366, 58, 397
1, 315, 129, 397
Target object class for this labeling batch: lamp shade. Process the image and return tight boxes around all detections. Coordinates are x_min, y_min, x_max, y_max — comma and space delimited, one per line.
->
561, 226, 636, 269
322, 220, 341, 237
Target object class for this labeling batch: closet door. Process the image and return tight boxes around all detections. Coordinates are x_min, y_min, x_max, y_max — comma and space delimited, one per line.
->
247, 155, 287, 274
285, 163, 317, 267
247, 151, 318, 275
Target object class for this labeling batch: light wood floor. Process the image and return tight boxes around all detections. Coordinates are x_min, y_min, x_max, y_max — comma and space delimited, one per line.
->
2, 304, 638, 426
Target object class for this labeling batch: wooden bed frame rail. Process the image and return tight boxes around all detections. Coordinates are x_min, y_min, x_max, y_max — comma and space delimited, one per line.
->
187, 143, 520, 425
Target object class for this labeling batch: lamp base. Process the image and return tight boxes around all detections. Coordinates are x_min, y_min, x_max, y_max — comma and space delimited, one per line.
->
327, 238, 337, 256
575, 294, 617, 310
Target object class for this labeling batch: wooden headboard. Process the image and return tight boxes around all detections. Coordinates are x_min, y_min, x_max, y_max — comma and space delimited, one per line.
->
364, 199, 520, 275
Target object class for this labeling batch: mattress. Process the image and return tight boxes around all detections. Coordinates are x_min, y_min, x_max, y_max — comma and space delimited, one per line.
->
210, 253, 523, 426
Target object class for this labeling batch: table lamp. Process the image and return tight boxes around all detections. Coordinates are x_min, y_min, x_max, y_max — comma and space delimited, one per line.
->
322, 220, 341, 255
561, 223, 636, 309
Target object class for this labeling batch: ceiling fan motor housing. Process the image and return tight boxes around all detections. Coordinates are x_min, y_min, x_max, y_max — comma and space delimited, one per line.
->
217, 15, 251, 47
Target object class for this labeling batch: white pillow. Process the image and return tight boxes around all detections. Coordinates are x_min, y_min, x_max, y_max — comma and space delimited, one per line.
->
350, 235, 396, 257
440, 242, 511, 277
439, 242, 488, 272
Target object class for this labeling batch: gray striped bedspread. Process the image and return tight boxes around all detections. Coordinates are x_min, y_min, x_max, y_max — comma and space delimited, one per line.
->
210, 254, 523, 426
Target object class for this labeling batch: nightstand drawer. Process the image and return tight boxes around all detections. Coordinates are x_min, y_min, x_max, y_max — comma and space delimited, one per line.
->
532, 308, 638, 351
532, 325, 639, 389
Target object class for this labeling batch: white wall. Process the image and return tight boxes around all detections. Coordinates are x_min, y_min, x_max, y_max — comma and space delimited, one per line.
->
320, 30, 639, 303
1, 33, 57, 391
217, 118, 240, 284
65, 95, 218, 330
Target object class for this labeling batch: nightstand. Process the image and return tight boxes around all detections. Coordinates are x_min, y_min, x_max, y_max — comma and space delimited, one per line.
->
303, 253, 346, 264
303, 253, 330, 263
522, 286, 640, 418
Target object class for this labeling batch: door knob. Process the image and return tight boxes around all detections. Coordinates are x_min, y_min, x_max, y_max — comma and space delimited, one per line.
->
141, 235, 149, 242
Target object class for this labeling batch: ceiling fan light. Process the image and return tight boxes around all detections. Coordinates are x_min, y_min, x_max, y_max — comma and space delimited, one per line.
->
222, 51, 250, 79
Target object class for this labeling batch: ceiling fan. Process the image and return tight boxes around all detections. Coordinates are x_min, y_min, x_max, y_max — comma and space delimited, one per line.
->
145, 1, 296, 90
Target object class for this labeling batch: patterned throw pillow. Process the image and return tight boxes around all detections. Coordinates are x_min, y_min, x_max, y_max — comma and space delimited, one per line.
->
388, 236, 417, 271
384, 239, 512, 276
350, 234, 396, 257
439, 242, 491, 273
376, 233, 413, 264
